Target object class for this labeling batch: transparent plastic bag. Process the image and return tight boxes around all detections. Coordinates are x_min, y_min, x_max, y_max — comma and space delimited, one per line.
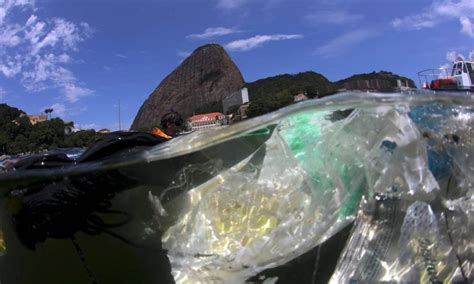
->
330, 102, 474, 283
156, 106, 440, 283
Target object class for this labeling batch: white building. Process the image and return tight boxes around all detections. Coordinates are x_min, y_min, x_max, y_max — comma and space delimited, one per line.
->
222, 88, 250, 114
188, 112, 227, 131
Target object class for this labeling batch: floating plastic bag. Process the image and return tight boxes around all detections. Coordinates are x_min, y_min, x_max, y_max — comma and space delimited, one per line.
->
330, 101, 474, 283
156, 104, 439, 283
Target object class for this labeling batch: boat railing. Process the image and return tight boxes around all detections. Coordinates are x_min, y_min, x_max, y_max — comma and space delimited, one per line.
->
417, 68, 450, 88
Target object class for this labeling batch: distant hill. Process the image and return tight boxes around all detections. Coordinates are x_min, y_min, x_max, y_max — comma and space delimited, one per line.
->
336, 71, 416, 91
244, 70, 416, 117
247, 71, 336, 98
245, 71, 337, 117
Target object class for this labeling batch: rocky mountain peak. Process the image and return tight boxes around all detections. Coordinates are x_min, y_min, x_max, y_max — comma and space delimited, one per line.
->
131, 44, 244, 131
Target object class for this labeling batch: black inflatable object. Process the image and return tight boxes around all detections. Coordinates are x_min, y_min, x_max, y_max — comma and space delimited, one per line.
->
77, 131, 169, 163
13, 131, 169, 171
1, 127, 275, 189
0, 126, 275, 249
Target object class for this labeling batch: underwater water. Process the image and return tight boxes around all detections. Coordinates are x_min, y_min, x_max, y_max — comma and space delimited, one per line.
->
0, 91, 473, 283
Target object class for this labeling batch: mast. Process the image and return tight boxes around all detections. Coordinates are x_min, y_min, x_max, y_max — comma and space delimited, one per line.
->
118, 99, 122, 131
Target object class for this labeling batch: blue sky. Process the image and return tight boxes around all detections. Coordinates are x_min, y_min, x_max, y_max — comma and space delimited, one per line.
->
0, 0, 473, 130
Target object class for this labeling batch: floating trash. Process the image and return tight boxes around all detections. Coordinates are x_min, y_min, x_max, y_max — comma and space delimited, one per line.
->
0, 92, 472, 283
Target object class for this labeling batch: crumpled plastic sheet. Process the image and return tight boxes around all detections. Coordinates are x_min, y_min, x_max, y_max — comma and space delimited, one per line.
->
148, 105, 453, 283
330, 103, 474, 283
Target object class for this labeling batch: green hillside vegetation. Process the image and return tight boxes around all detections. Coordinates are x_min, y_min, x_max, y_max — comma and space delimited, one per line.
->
335, 71, 416, 89
245, 71, 338, 117
243, 70, 416, 117
0, 104, 98, 155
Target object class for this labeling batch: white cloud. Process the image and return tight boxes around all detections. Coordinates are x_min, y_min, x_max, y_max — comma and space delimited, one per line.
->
391, 15, 436, 30
214, 0, 282, 10
215, 0, 250, 10
0, 2, 93, 103
315, 29, 377, 57
114, 53, 127, 59
460, 16, 474, 37
0, 25, 23, 47
0, 0, 35, 25
75, 123, 97, 130
26, 17, 91, 55
63, 84, 93, 103
0, 56, 22, 77
225, 34, 303, 51
439, 63, 451, 70
305, 10, 364, 25
42, 102, 87, 119
440, 50, 474, 71
21, 55, 75, 91
445, 50, 474, 62
391, 0, 474, 37
446, 50, 465, 62
433, 0, 474, 17
45, 103, 66, 116
186, 27, 240, 39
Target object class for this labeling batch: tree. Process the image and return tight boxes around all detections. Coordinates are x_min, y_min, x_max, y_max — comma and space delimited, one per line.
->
8, 134, 28, 154
44, 108, 54, 119
226, 104, 241, 115
245, 71, 337, 117
0, 132, 9, 154
0, 103, 99, 154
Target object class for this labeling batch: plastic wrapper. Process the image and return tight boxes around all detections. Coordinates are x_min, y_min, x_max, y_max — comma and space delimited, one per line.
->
153, 104, 440, 283
330, 101, 474, 283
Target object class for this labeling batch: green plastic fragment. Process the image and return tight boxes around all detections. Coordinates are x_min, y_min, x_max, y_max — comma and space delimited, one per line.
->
279, 110, 364, 218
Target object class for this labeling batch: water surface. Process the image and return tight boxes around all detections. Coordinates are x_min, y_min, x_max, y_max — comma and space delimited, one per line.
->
0, 91, 472, 283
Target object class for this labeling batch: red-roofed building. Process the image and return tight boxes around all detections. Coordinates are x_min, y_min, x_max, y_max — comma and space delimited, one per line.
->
293, 91, 309, 102
188, 112, 227, 131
